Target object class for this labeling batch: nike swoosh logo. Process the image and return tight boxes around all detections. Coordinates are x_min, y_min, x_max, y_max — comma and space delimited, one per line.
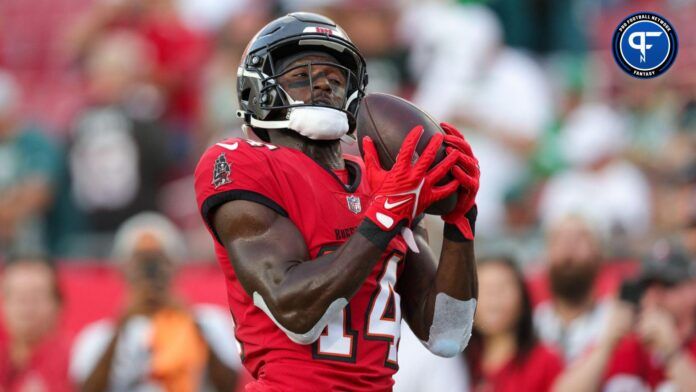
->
216, 142, 239, 151
384, 198, 411, 210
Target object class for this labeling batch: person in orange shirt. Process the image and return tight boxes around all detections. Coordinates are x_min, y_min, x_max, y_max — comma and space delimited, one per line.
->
70, 212, 243, 391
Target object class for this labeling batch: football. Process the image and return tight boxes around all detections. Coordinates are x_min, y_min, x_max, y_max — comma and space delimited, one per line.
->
356, 93, 457, 215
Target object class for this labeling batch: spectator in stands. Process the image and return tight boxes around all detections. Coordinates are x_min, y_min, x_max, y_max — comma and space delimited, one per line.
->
604, 242, 696, 391
0, 70, 61, 257
533, 214, 609, 362
66, 0, 210, 168
0, 254, 72, 392
67, 31, 170, 257
466, 256, 563, 392
681, 215, 696, 262
480, 178, 545, 266
70, 212, 242, 392
554, 242, 696, 392
401, 2, 553, 239
621, 80, 680, 166
672, 139, 696, 253
323, 0, 406, 97
538, 103, 651, 245
199, 0, 271, 146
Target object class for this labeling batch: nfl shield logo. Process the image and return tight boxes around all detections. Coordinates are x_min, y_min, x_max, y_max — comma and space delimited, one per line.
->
346, 195, 361, 214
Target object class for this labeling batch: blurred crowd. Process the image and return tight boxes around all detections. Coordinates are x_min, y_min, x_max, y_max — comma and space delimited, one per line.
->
0, 0, 695, 391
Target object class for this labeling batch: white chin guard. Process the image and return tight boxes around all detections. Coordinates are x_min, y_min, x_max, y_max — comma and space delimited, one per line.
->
287, 106, 350, 141
242, 105, 352, 143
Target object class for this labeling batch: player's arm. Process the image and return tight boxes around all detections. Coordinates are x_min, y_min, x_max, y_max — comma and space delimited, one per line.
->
398, 123, 481, 357
397, 220, 478, 358
213, 199, 394, 345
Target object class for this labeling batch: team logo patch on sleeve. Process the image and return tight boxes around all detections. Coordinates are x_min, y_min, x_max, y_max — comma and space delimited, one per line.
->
346, 195, 362, 214
212, 153, 232, 188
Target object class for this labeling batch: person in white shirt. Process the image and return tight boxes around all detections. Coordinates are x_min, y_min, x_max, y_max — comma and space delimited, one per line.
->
539, 103, 651, 240
400, 2, 553, 239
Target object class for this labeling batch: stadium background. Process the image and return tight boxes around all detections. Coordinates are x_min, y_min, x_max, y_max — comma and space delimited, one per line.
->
0, 0, 694, 390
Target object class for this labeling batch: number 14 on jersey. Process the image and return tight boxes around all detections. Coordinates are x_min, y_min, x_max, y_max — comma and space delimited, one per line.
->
313, 253, 402, 368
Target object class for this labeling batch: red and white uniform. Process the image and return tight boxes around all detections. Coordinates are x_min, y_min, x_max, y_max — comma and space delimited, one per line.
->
603, 333, 696, 391
194, 138, 408, 391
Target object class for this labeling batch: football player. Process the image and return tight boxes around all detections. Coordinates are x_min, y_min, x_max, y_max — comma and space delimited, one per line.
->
194, 12, 480, 391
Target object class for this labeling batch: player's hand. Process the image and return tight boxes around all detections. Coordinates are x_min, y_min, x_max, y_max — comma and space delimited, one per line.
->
440, 122, 480, 241
363, 125, 460, 233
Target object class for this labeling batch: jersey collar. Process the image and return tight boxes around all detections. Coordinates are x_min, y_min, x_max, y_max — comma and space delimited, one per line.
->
311, 158, 362, 194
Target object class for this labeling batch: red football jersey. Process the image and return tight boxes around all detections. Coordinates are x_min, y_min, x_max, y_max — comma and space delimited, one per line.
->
603, 333, 696, 391
194, 137, 409, 391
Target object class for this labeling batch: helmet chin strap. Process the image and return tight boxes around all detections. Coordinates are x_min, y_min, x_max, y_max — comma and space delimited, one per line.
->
340, 89, 360, 145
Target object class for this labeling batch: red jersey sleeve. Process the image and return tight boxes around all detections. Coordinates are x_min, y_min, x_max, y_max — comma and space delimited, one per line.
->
194, 138, 288, 242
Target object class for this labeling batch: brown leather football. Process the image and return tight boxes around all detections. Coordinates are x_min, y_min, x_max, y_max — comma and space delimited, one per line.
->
356, 93, 457, 215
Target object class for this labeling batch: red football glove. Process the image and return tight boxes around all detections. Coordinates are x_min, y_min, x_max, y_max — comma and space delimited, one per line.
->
440, 122, 480, 241
363, 126, 460, 233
